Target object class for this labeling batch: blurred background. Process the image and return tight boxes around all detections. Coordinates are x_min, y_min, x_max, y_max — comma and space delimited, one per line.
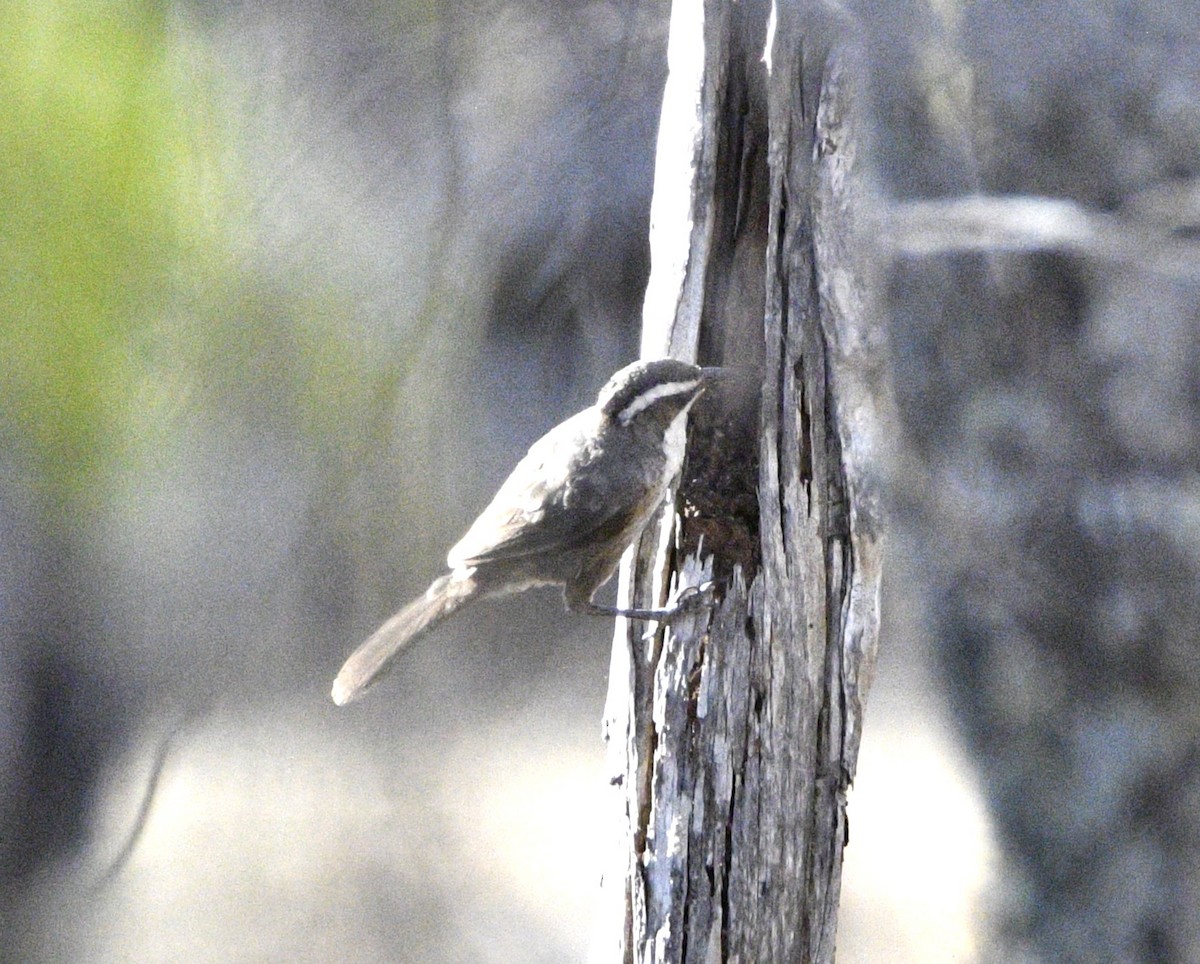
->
2, 0, 1197, 961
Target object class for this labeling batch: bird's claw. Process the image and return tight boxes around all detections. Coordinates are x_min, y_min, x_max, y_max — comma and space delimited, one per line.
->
668, 580, 718, 619
635, 581, 719, 639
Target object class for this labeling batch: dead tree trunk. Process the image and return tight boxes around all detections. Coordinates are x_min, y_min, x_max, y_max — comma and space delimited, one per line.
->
595, 1, 883, 961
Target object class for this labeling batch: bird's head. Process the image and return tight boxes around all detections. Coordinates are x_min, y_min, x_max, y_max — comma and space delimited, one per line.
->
597, 359, 718, 429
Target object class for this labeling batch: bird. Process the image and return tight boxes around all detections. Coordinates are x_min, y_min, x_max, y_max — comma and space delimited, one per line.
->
331, 358, 716, 706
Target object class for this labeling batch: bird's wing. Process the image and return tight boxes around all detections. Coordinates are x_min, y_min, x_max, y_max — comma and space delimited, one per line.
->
446, 409, 647, 568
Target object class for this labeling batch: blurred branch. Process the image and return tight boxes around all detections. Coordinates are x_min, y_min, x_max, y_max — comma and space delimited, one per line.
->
881, 191, 1200, 279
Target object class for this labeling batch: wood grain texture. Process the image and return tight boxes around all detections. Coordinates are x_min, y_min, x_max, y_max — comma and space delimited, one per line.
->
595, 2, 883, 961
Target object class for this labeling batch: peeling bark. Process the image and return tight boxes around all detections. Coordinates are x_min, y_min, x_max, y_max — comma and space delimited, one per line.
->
595, 2, 883, 961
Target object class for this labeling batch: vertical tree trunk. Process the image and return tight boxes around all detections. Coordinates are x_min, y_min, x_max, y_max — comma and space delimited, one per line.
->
595, 1, 883, 961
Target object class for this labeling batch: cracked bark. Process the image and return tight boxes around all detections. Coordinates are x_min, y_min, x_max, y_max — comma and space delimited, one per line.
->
595, 2, 883, 962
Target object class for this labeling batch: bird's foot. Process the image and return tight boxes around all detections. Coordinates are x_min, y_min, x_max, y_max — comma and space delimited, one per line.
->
579, 581, 718, 625
667, 580, 717, 618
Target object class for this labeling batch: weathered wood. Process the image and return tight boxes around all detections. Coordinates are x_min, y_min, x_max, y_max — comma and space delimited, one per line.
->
595, 2, 882, 962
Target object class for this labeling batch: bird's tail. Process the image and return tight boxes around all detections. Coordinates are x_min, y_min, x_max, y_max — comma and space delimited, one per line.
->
331, 570, 479, 706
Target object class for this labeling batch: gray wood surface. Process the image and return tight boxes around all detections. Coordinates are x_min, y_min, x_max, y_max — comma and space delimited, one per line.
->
595, 2, 883, 960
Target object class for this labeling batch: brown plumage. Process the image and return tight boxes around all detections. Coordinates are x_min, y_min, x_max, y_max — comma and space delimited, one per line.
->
331, 359, 712, 706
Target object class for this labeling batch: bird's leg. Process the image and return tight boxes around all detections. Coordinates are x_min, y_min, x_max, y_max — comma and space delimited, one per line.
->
574, 581, 717, 624
580, 601, 673, 620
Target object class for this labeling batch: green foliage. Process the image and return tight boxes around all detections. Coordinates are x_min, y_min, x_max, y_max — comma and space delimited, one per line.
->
0, 0, 187, 509
0, 0, 447, 537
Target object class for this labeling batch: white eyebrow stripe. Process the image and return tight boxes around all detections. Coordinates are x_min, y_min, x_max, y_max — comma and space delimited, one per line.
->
616, 379, 700, 425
